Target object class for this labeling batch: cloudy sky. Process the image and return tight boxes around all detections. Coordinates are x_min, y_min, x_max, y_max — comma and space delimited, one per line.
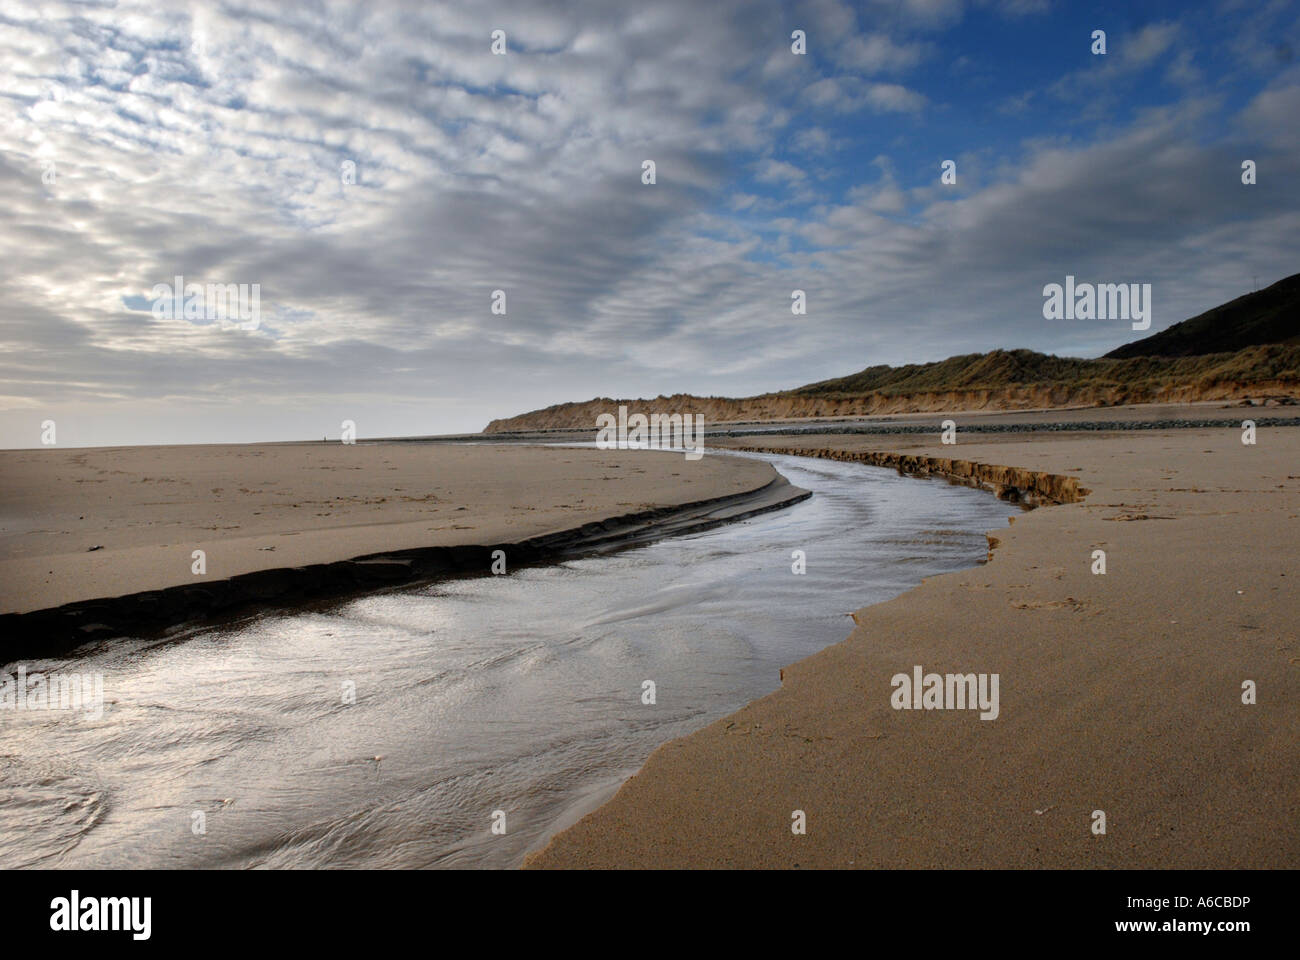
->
3, 0, 1298, 446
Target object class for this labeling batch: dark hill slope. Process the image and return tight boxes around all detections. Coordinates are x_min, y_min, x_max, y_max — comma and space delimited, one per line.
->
1104, 272, 1300, 359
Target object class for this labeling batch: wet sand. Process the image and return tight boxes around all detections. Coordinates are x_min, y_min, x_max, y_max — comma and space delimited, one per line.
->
0, 442, 779, 616
526, 423, 1299, 868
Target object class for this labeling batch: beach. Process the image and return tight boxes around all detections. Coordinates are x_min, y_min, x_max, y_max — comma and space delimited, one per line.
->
6, 0, 1297, 934
526, 421, 1299, 868
1, 449, 1007, 869
0, 442, 800, 651
3, 415, 1296, 869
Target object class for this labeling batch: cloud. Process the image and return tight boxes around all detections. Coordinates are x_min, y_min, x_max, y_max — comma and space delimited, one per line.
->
1239, 81, 1300, 150
1050, 22, 1185, 101
998, 90, 1036, 115
1125, 22, 1182, 68
789, 125, 836, 153
865, 82, 928, 112
835, 32, 930, 74
755, 158, 808, 183
987, 0, 1053, 15
804, 77, 927, 113
0, 0, 1296, 444
874, 0, 965, 28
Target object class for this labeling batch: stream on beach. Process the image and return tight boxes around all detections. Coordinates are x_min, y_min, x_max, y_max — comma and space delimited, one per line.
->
1, 451, 1016, 869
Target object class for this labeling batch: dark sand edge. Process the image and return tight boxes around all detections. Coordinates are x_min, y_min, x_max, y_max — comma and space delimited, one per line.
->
2, 472, 810, 661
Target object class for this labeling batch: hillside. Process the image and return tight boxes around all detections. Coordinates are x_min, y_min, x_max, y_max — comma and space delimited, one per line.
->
483, 344, 1300, 432
1104, 272, 1300, 359
483, 277, 1300, 433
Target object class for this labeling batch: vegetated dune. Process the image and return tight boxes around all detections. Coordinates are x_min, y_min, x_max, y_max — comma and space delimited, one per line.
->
485, 276, 1300, 433
482, 343, 1300, 433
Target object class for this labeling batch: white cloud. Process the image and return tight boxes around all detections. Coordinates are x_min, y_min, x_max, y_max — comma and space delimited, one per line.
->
0, 0, 1295, 444
836, 32, 929, 74
755, 158, 808, 183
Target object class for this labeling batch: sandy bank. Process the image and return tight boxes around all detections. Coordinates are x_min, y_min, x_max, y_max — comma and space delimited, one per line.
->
483, 375, 1300, 434
0, 442, 801, 654
526, 425, 1299, 868
473, 399, 1299, 446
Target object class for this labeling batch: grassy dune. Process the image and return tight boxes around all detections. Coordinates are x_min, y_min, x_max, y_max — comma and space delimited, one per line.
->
483, 344, 1300, 433
484, 275, 1300, 432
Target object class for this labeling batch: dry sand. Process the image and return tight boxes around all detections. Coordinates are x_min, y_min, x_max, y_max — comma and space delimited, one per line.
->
526, 424, 1299, 868
0, 442, 777, 615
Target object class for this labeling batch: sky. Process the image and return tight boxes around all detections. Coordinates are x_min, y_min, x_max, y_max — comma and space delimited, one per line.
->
2, 0, 1298, 447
